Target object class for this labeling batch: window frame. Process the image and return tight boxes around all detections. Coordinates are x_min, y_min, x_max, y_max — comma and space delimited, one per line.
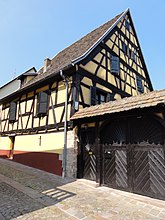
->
9, 102, 17, 123
122, 42, 127, 54
90, 86, 115, 106
110, 55, 120, 75
136, 75, 144, 93
125, 20, 130, 31
36, 91, 49, 117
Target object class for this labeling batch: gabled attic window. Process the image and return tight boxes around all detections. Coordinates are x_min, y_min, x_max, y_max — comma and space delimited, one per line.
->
122, 42, 127, 54
37, 92, 49, 117
131, 51, 136, 62
136, 75, 144, 93
127, 47, 132, 58
110, 55, 120, 74
125, 20, 130, 31
9, 102, 17, 123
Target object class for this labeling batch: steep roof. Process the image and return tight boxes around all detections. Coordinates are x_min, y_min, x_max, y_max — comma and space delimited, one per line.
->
23, 10, 125, 88
0, 8, 153, 103
71, 90, 165, 120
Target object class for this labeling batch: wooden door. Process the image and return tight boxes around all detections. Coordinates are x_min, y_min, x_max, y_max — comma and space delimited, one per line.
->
103, 144, 128, 190
101, 116, 165, 200
132, 144, 165, 199
78, 129, 96, 181
83, 144, 96, 181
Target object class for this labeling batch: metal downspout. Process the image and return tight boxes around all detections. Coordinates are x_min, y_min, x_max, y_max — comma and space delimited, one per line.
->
60, 70, 69, 178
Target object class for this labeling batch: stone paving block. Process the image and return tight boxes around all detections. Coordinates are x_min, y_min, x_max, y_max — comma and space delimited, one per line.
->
0, 159, 165, 220
149, 208, 161, 216
158, 210, 165, 218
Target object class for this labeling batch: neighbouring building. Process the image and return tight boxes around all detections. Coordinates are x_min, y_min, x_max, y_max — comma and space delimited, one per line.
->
0, 67, 37, 153
1, 9, 165, 200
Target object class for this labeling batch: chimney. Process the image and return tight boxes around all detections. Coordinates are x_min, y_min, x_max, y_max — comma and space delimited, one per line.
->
43, 58, 51, 73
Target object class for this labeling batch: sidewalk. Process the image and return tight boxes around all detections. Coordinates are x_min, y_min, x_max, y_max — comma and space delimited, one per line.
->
0, 159, 165, 219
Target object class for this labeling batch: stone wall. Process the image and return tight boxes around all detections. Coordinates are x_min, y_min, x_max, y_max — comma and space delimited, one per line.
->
66, 127, 78, 178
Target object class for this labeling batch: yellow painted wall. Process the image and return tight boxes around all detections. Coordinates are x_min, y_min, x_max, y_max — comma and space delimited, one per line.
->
0, 136, 12, 150
79, 14, 151, 98
1, 78, 72, 133
14, 132, 64, 154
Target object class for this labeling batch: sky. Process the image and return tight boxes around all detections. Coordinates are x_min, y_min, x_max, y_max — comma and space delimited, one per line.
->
0, 0, 165, 90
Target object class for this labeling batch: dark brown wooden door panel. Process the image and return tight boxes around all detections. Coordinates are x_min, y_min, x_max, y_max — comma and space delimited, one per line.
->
133, 150, 150, 195
103, 145, 128, 190
149, 149, 165, 198
83, 144, 96, 181
100, 116, 165, 200
104, 149, 116, 186
103, 144, 165, 200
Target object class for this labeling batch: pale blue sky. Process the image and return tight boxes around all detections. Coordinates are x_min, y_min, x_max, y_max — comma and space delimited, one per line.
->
0, 0, 165, 90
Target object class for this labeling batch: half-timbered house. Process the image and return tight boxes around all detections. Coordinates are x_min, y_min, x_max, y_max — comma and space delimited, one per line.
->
0, 8, 154, 182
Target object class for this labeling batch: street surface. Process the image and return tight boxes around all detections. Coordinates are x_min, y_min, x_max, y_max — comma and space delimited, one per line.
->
0, 159, 164, 219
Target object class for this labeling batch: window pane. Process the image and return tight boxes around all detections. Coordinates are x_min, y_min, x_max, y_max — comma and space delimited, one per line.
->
100, 95, 105, 102
136, 75, 144, 93
125, 20, 130, 31
122, 42, 127, 54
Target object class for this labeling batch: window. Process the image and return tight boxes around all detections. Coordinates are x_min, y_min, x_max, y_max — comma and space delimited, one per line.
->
9, 102, 17, 123
127, 47, 132, 58
136, 75, 144, 93
110, 55, 120, 74
125, 20, 130, 31
131, 51, 136, 62
90, 87, 115, 106
96, 92, 106, 105
122, 42, 127, 54
37, 91, 49, 117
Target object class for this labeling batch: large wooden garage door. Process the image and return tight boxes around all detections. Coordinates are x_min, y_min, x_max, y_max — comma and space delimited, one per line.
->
133, 144, 165, 199
101, 117, 165, 200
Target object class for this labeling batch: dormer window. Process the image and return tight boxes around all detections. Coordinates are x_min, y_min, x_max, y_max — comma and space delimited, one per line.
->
110, 55, 120, 75
17, 67, 37, 88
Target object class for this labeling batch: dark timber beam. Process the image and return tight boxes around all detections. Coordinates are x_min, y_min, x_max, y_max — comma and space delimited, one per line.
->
78, 66, 130, 98
100, 42, 150, 84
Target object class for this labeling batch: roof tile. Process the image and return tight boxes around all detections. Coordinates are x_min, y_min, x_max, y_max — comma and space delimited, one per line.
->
71, 90, 165, 120
22, 12, 123, 88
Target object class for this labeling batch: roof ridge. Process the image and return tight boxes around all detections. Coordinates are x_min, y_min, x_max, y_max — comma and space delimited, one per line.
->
50, 10, 126, 64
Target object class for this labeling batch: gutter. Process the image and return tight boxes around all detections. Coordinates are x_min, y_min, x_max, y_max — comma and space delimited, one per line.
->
0, 63, 73, 104
60, 70, 69, 178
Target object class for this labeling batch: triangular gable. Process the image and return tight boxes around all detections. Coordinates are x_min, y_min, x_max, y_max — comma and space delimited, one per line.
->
1, 9, 153, 100
78, 9, 153, 97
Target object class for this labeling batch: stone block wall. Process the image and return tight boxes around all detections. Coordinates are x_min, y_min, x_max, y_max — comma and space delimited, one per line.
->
66, 127, 78, 178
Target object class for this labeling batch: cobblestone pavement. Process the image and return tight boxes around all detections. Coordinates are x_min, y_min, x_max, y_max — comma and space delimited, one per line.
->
0, 159, 165, 219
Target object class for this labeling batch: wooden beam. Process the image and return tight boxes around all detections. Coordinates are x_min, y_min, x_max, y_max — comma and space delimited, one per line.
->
79, 66, 130, 98
100, 42, 149, 84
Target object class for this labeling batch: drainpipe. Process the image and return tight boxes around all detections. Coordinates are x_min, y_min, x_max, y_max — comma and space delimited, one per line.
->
60, 70, 69, 178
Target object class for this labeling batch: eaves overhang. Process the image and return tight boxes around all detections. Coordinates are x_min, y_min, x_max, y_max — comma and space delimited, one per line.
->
0, 63, 74, 104
71, 8, 129, 65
